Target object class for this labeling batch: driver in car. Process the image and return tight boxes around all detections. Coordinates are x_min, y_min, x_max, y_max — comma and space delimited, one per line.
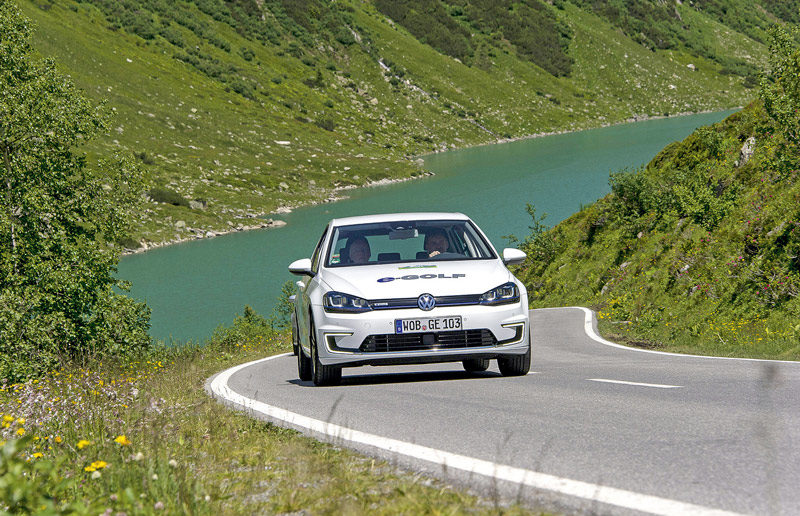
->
424, 229, 449, 258
344, 236, 371, 264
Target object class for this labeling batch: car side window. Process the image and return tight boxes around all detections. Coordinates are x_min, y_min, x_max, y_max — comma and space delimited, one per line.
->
311, 226, 328, 273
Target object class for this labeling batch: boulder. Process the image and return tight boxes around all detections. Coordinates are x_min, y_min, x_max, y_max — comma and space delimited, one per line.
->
735, 136, 756, 167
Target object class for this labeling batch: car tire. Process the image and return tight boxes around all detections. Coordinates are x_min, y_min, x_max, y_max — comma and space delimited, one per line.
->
297, 341, 312, 382
497, 341, 531, 377
291, 311, 299, 356
310, 321, 342, 386
462, 358, 490, 372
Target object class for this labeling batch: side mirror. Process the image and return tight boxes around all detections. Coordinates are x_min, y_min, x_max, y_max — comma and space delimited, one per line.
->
288, 258, 314, 277
502, 248, 526, 266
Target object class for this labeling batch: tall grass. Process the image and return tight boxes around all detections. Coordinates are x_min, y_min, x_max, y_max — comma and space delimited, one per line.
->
0, 313, 545, 515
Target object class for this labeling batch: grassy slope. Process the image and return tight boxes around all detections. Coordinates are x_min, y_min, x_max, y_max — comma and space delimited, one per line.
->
19, 0, 763, 247
0, 326, 548, 515
516, 103, 800, 360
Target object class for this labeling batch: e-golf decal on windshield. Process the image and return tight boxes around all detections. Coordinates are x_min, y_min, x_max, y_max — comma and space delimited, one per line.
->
377, 273, 465, 283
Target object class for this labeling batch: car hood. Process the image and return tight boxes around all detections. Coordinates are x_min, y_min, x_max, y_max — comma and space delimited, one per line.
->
319, 260, 513, 300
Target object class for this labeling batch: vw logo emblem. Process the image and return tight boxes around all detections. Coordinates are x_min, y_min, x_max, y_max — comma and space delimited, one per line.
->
417, 293, 436, 311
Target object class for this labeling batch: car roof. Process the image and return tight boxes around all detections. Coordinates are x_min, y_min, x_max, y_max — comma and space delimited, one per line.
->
329, 212, 470, 227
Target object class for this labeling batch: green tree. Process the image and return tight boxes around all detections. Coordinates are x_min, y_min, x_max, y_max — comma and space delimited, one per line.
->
271, 280, 297, 329
759, 21, 800, 146
0, 3, 150, 381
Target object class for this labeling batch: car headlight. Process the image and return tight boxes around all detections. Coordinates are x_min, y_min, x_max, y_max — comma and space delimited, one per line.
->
323, 291, 372, 313
480, 282, 519, 306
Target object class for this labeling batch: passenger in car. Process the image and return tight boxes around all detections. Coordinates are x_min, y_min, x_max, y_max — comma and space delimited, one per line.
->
424, 229, 449, 258
344, 236, 371, 264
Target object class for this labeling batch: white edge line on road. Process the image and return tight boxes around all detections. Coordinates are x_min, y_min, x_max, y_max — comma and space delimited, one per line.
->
589, 378, 682, 389
539, 306, 798, 364
209, 354, 744, 516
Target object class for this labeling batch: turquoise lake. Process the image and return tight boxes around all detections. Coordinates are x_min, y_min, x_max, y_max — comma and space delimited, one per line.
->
118, 110, 737, 343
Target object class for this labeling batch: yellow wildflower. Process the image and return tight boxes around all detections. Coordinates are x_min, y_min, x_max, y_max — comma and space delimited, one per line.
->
16, 418, 25, 425
54, 436, 62, 443
77, 440, 91, 450
16, 428, 25, 436
114, 435, 132, 446
2, 415, 13, 423
32, 453, 43, 459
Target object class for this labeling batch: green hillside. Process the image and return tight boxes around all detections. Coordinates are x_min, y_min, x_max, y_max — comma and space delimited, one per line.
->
17, 0, 784, 248
515, 21, 800, 359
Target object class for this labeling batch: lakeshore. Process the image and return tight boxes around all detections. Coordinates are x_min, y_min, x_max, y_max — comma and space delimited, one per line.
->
123, 108, 742, 256
118, 110, 738, 342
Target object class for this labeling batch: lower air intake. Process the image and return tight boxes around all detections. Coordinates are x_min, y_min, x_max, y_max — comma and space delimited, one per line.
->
360, 329, 496, 353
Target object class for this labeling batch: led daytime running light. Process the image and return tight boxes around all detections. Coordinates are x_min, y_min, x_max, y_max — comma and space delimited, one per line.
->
480, 282, 519, 306
323, 291, 372, 313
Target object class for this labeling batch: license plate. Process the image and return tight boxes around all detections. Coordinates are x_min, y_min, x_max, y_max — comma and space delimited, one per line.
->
395, 316, 462, 334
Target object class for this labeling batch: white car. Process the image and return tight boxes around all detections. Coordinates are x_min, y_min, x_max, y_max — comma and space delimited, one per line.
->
288, 212, 531, 386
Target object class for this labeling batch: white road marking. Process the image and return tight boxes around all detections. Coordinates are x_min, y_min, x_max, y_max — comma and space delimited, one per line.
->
208, 354, 744, 516
552, 306, 800, 364
589, 378, 682, 389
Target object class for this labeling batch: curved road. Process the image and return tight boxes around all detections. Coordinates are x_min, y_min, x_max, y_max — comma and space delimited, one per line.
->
207, 307, 800, 515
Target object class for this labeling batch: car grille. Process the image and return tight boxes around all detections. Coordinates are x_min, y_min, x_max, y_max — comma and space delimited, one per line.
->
369, 294, 482, 310
359, 329, 496, 352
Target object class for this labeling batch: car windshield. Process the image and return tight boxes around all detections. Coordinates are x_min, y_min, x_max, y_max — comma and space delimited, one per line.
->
326, 219, 496, 267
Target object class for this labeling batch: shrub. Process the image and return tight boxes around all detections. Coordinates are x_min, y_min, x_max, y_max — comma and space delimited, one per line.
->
119, 9, 158, 40
760, 23, 800, 147
271, 280, 296, 329
239, 46, 255, 61
230, 79, 256, 100
210, 305, 278, 350
159, 26, 184, 48
465, 0, 573, 76
374, 0, 473, 62
314, 117, 336, 131
148, 187, 189, 207
520, 203, 563, 266
134, 150, 155, 165
609, 167, 659, 220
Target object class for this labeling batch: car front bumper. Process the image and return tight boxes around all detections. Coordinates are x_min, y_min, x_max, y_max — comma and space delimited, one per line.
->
310, 300, 530, 367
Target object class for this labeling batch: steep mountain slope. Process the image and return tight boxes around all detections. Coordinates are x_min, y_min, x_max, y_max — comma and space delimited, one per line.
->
18, 0, 782, 247
516, 98, 800, 360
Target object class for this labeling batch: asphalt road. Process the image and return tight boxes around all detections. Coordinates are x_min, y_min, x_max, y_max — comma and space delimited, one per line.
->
208, 307, 800, 516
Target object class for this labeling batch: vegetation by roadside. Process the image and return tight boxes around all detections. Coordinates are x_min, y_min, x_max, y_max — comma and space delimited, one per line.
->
0, 2, 150, 382
514, 20, 800, 361
0, 309, 546, 515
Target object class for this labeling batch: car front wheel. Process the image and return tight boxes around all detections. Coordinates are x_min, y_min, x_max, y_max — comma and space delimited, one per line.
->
310, 321, 342, 386
497, 341, 531, 377
462, 358, 489, 372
